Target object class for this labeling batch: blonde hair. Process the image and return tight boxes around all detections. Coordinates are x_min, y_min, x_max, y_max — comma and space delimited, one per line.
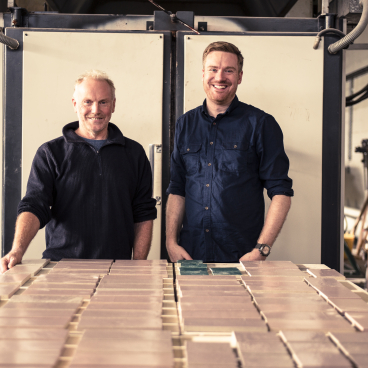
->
74, 70, 116, 99
203, 41, 244, 73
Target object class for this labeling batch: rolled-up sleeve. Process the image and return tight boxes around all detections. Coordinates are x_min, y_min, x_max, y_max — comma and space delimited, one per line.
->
17, 145, 54, 228
256, 115, 294, 199
132, 148, 157, 223
166, 119, 187, 197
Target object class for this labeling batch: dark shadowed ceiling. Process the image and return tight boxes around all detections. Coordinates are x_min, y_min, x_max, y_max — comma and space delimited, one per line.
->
45, 0, 299, 17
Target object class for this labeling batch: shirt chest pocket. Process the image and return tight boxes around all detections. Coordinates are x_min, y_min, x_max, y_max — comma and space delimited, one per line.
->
180, 144, 202, 176
219, 141, 249, 173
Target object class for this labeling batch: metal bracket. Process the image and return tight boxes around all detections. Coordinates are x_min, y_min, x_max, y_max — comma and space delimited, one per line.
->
146, 21, 154, 31
155, 196, 162, 205
156, 144, 162, 153
154, 11, 195, 32
198, 22, 207, 32
9, 7, 28, 27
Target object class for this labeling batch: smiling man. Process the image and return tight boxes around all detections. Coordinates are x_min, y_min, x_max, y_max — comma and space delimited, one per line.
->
0, 70, 157, 272
166, 41, 294, 263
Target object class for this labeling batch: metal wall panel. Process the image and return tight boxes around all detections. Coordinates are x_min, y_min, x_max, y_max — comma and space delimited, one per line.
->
180, 34, 324, 264
20, 31, 164, 259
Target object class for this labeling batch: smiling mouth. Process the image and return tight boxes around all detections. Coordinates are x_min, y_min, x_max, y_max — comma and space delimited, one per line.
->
213, 85, 228, 90
87, 117, 104, 121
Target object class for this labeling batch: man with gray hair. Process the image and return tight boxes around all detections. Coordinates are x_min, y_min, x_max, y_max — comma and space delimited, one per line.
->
0, 70, 157, 272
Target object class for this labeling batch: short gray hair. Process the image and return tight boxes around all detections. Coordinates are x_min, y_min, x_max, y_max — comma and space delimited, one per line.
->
74, 70, 116, 99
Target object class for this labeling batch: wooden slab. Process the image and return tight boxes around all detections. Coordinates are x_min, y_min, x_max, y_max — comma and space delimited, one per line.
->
233, 331, 281, 342
267, 319, 354, 332
87, 302, 162, 310
177, 279, 240, 286
0, 328, 68, 340
178, 296, 251, 303
22, 288, 93, 298
179, 302, 257, 311
280, 331, 331, 342
237, 340, 288, 353
81, 309, 161, 319
0, 273, 31, 286
70, 351, 174, 366
176, 275, 237, 280
78, 316, 162, 330
292, 351, 351, 367
237, 352, 295, 367
180, 309, 261, 320
90, 296, 163, 303
0, 339, 65, 352
0, 284, 19, 299
245, 269, 307, 277
81, 329, 172, 341
0, 309, 74, 318
0, 316, 72, 328
9, 295, 84, 304
186, 342, 236, 365
307, 269, 345, 279
330, 332, 368, 343
241, 261, 299, 269
3, 302, 81, 310
210, 268, 242, 275
29, 283, 96, 290
183, 318, 267, 332
60, 259, 113, 262
5, 265, 42, 276
0, 351, 61, 365
328, 298, 368, 313
95, 290, 164, 297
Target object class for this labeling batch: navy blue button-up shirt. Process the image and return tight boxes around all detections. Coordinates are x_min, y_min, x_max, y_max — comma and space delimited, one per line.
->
167, 96, 293, 263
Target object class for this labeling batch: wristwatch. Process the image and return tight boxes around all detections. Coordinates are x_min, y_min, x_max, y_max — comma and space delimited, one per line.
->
255, 243, 271, 257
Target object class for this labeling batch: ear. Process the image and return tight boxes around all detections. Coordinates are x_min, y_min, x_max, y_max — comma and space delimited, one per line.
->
72, 98, 78, 113
112, 98, 116, 113
202, 69, 205, 81
238, 71, 243, 85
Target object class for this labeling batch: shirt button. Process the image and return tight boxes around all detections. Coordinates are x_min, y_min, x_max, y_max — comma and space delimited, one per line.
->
205, 207, 209, 210
234, 145, 237, 148
206, 229, 209, 232
210, 142, 213, 145
213, 122, 216, 125
187, 148, 190, 151
206, 184, 209, 187
208, 163, 211, 166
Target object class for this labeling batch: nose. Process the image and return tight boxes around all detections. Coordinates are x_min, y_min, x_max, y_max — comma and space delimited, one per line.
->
214, 69, 226, 81
91, 102, 100, 114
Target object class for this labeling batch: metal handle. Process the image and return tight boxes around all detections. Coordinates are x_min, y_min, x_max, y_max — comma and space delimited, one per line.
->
148, 144, 162, 205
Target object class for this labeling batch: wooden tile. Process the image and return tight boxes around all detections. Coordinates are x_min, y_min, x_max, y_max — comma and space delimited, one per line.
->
100, 276, 163, 284
78, 316, 162, 330
3, 302, 81, 310
234, 331, 281, 342
5, 265, 42, 276
109, 269, 168, 275
247, 284, 315, 293
0, 339, 65, 352
97, 283, 163, 290
81, 329, 172, 341
242, 275, 306, 281
241, 261, 299, 269
90, 296, 163, 303
293, 352, 351, 367
267, 319, 354, 332
183, 318, 267, 332
0, 273, 31, 286
95, 289, 164, 297
331, 332, 368, 343
186, 342, 236, 365
50, 269, 107, 275
252, 294, 323, 303
0, 328, 68, 340
318, 287, 361, 299
22, 288, 93, 298
81, 309, 161, 319
237, 340, 287, 353
0, 309, 74, 318
345, 312, 368, 330
114, 260, 168, 265
289, 341, 341, 354
77, 338, 172, 352
237, 352, 296, 367
176, 275, 237, 280
0, 284, 19, 299
256, 303, 333, 313
178, 296, 251, 303
178, 285, 243, 291
20, 259, 50, 267
179, 302, 257, 311
29, 282, 96, 290
177, 279, 240, 286
35, 274, 99, 283
180, 309, 261, 320
0, 351, 61, 365
337, 342, 368, 354
60, 259, 113, 262
245, 269, 306, 277
87, 302, 162, 310
70, 351, 174, 366
308, 269, 345, 279
178, 290, 248, 297
263, 310, 343, 321
243, 280, 306, 287
328, 298, 368, 313
350, 354, 368, 367
306, 278, 341, 288
280, 331, 331, 342
9, 295, 84, 303
0, 316, 72, 328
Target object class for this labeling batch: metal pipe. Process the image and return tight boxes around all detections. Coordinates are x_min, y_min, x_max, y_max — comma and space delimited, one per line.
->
329, 0, 368, 54
322, 0, 330, 15
0, 32, 19, 50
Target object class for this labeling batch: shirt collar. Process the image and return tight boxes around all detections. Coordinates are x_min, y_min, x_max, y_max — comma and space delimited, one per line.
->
63, 121, 126, 146
201, 95, 240, 117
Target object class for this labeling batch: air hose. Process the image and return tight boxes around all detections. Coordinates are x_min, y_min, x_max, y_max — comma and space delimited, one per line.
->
0, 31, 19, 50
329, 0, 368, 54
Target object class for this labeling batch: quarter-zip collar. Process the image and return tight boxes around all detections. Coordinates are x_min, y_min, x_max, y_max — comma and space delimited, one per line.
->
63, 121, 126, 146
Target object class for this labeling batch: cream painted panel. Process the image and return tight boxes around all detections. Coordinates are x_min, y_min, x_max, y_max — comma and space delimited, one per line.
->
184, 35, 324, 264
22, 32, 163, 259
0, 14, 3, 249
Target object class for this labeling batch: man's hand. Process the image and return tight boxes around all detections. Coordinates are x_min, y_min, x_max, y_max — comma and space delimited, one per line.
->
239, 248, 266, 262
167, 242, 193, 262
0, 250, 23, 274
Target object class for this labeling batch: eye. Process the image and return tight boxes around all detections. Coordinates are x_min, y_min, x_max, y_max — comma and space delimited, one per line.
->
83, 100, 92, 106
225, 69, 235, 74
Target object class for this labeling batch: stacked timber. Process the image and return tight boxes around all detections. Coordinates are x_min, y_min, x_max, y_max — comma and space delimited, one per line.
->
70, 259, 175, 367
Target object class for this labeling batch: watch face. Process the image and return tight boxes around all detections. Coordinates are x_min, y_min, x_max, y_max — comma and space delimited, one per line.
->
261, 245, 270, 256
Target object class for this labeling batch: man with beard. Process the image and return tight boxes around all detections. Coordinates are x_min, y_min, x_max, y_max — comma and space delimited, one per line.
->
166, 41, 293, 263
